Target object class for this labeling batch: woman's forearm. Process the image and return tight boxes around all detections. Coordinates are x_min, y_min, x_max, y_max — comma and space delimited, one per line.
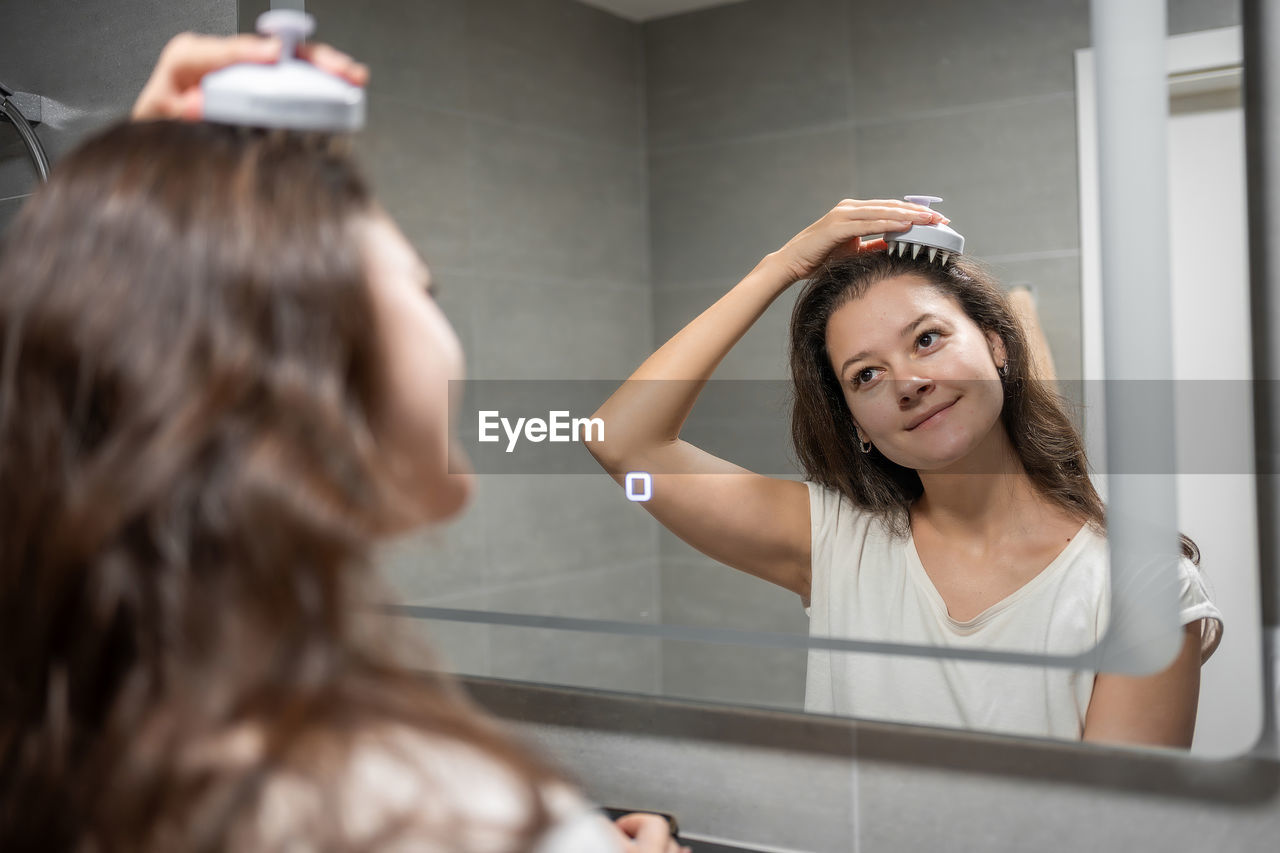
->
1007, 286, 1058, 384
584, 199, 938, 470
586, 256, 793, 469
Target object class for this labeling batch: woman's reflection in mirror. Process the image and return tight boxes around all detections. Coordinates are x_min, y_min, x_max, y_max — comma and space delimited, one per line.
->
587, 200, 1222, 748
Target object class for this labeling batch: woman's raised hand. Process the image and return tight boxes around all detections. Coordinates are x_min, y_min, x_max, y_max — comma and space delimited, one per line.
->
131, 32, 369, 121
764, 198, 948, 285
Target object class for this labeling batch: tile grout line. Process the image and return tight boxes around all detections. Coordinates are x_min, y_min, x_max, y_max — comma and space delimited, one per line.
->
387, 557, 659, 609
648, 91, 1078, 157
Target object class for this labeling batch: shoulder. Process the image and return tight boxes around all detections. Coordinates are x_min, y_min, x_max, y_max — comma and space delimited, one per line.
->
806, 480, 879, 570
804, 481, 902, 614
1055, 524, 1113, 623
247, 725, 613, 852
1064, 522, 1112, 579
805, 480, 894, 540
1174, 554, 1224, 663
1074, 527, 1224, 664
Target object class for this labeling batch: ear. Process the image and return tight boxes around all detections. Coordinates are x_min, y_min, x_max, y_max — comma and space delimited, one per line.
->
985, 330, 1008, 370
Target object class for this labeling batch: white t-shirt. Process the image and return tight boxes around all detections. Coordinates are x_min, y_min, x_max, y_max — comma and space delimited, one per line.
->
803, 481, 1224, 740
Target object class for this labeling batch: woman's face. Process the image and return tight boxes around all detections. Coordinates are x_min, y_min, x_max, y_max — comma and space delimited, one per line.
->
825, 273, 1007, 472
357, 208, 473, 530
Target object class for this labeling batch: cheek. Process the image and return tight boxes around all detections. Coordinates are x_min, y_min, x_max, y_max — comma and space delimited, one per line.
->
973, 379, 1007, 431
937, 338, 1000, 382
382, 298, 463, 430
946, 345, 1006, 416
845, 393, 892, 437
371, 292, 473, 525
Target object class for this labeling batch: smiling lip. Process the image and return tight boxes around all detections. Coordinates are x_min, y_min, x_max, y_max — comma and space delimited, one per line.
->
906, 399, 958, 431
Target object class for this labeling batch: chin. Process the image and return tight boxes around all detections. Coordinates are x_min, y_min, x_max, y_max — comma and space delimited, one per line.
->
894, 431, 981, 471
423, 470, 475, 523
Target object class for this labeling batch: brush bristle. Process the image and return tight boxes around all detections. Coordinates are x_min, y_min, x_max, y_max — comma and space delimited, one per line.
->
885, 240, 952, 266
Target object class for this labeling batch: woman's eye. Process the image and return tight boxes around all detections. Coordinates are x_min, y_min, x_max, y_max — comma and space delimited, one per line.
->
853, 367, 877, 387
917, 330, 942, 349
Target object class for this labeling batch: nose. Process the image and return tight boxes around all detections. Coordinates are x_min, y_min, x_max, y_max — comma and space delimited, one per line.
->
897, 376, 934, 406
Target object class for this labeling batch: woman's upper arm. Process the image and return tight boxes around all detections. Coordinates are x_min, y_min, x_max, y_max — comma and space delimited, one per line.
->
1081, 621, 1204, 748
603, 438, 812, 598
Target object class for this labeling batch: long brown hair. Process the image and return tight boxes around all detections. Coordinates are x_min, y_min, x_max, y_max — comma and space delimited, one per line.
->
789, 250, 1198, 562
0, 120, 562, 850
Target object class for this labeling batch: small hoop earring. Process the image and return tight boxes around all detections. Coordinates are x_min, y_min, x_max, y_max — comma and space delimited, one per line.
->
860, 439, 873, 454
999, 362, 1009, 378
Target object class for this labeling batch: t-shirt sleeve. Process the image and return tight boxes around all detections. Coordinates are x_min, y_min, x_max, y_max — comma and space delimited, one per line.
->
1177, 557, 1224, 664
803, 480, 841, 615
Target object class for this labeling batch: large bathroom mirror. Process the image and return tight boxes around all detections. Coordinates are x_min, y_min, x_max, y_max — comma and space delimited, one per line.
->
236, 0, 1264, 757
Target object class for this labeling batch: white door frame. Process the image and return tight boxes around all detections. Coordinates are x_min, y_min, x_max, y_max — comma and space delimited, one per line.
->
1075, 26, 1243, 466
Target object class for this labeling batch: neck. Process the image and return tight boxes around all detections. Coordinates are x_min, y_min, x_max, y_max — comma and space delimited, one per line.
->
912, 424, 1043, 541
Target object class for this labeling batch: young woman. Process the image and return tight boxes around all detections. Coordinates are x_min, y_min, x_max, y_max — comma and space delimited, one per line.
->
0, 33, 684, 852
586, 200, 1223, 747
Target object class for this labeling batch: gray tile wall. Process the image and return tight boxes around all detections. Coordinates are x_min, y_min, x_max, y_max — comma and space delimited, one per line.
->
644, 0, 856, 709
305, 0, 662, 690
0, 0, 237, 234
644, 0, 1242, 709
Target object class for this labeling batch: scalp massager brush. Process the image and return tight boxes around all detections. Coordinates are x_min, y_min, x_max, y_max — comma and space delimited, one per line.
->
884, 195, 964, 266
200, 10, 364, 132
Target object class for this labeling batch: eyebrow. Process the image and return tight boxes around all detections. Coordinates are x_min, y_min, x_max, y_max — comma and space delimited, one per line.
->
839, 313, 942, 377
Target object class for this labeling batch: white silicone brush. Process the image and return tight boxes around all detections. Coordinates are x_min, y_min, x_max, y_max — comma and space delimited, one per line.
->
200, 10, 364, 132
884, 195, 964, 265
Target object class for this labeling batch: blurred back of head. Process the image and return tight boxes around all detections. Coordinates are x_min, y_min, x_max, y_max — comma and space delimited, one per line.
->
0, 120, 556, 851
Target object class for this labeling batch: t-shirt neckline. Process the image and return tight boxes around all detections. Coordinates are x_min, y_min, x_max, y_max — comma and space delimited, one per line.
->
904, 522, 1093, 631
